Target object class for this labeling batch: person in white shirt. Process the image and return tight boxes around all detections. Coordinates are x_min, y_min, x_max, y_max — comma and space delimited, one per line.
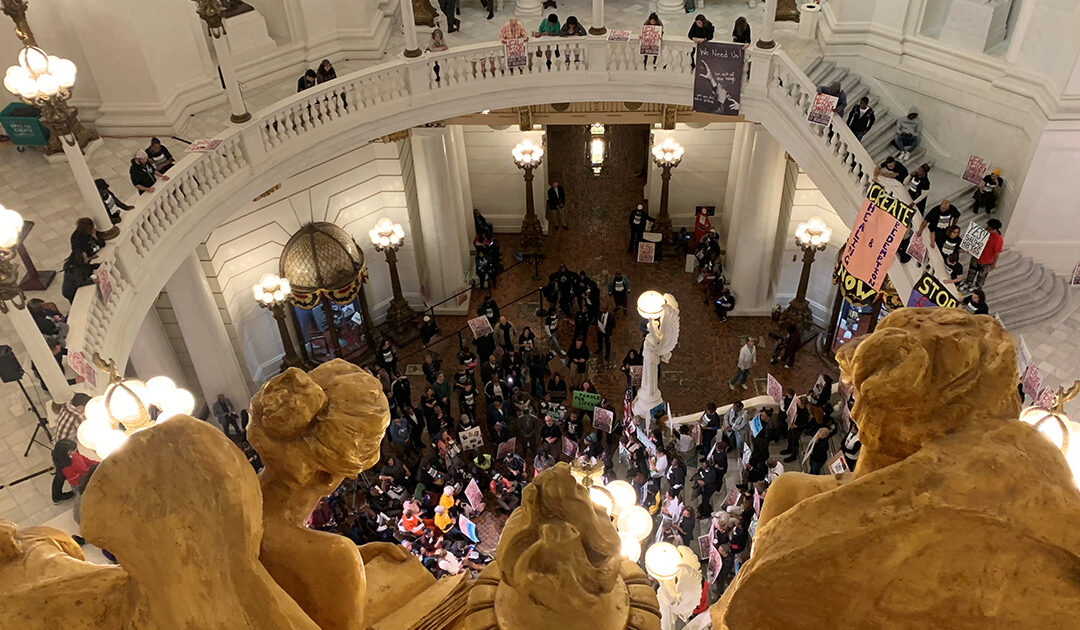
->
724, 401, 750, 453
660, 489, 683, 522
765, 457, 785, 484
729, 338, 756, 390
842, 422, 862, 471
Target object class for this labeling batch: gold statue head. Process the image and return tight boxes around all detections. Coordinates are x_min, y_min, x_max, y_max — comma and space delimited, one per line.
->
496, 463, 622, 614
248, 360, 390, 485
837, 308, 1020, 471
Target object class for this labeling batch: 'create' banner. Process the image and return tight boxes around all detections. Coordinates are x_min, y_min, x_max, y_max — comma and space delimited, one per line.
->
841, 199, 905, 290
865, 182, 918, 228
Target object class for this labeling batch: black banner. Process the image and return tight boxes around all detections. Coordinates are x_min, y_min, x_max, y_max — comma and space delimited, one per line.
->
693, 42, 744, 116
908, 273, 959, 309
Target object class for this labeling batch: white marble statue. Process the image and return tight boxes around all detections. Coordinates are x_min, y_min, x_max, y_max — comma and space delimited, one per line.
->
633, 293, 680, 423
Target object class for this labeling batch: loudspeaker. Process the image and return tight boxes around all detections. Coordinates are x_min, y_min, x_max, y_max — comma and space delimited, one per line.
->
0, 346, 25, 383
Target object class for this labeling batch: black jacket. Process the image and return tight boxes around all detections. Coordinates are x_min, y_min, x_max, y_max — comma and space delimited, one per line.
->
846, 106, 876, 134
547, 184, 566, 209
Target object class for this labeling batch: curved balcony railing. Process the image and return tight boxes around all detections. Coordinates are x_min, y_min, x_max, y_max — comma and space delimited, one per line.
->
63, 37, 939, 389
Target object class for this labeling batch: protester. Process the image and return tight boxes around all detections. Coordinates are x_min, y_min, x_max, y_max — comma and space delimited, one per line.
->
315, 59, 337, 83
917, 199, 960, 249
642, 13, 663, 69
438, 0, 460, 33
627, 204, 654, 253
212, 394, 243, 437
892, 107, 923, 161
537, 13, 560, 36
95, 178, 133, 224
972, 169, 1004, 215
959, 219, 1003, 292
499, 17, 527, 43
904, 163, 931, 214
728, 337, 756, 390
130, 150, 168, 194
872, 155, 908, 183
731, 16, 751, 46
145, 137, 174, 173
841, 422, 861, 471
547, 180, 568, 229
816, 81, 847, 117
963, 288, 989, 315
846, 96, 875, 140
559, 16, 586, 36
297, 68, 317, 92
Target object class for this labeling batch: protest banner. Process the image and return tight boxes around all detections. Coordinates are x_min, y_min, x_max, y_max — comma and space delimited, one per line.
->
962, 154, 990, 185
808, 92, 838, 125
458, 515, 480, 542
607, 29, 631, 42
572, 390, 602, 411
959, 222, 991, 258
722, 486, 741, 508
907, 273, 959, 309
766, 373, 783, 403
593, 407, 614, 433
827, 451, 850, 475
1022, 364, 1042, 401
906, 232, 927, 266
464, 478, 484, 512
636, 424, 657, 454
66, 350, 97, 388
866, 182, 918, 228
692, 42, 744, 116
504, 38, 527, 68
629, 365, 643, 386
186, 138, 223, 152
1035, 387, 1055, 409
786, 396, 798, 426
96, 262, 113, 302
562, 435, 578, 458
467, 315, 493, 339
637, 241, 655, 263
697, 533, 712, 559
708, 545, 723, 582
841, 199, 905, 291
742, 443, 752, 465
639, 25, 662, 55
459, 426, 484, 451
496, 437, 517, 460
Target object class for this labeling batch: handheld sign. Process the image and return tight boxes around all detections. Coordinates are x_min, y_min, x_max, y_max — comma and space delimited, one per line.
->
960, 222, 991, 258
808, 93, 838, 125
766, 373, 783, 403
572, 390, 602, 411
908, 273, 959, 309
962, 155, 989, 185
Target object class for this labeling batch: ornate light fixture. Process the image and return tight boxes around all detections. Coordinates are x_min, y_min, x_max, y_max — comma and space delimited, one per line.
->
650, 137, 684, 241
512, 139, 545, 257
77, 355, 195, 458
1020, 381, 1080, 481
253, 273, 307, 371
589, 123, 606, 175
782, 217, 833, 332
368, 218, 416, 331
568, 459, 652, 561
637, 289, 666, 320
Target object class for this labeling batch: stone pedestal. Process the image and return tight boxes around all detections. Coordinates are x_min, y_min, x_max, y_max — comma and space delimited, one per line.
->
939, 0, 1012, 53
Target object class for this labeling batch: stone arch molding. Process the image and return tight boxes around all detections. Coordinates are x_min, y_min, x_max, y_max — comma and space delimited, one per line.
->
67, 41, 868, 379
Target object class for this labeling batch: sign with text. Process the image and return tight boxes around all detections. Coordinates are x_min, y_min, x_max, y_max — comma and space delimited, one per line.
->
496, 437, 517, 460
186, 138, 223, 152
960, 222, 991, 258
749, 413, 764, 438
1022, 364, 1042, 401
66, 350, 97, 388
692, 42, 744, 116
841, 199, 905, 291
504, 38, 528, 68
562, 435, 578, 457
907, 273, 959, 309
808, 92, 838, 125
593, 406, 614, 433
572, 390, 602, 411
629, 365, 643, 386
95, 262, 114, 302
467, 315, 493, 339
766, 373, 783, 403
458, 515, 480, 542
1035, 387, 1055, 409
637, 241, 655, 263
693, 207, 714, 248
866, 182, 918, 228
464, 478, 484, 511
905, 232, 927, 266
459, 426, 484, 451
827, 451, 850, 475
639, 25, 662, 55
607, 29, 631, 42
962, 154, 990, 185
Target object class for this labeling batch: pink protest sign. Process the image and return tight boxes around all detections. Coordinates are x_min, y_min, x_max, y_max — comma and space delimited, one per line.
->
841, 199, 905, 290
66, 350, 97, 388
808, 92, 838, 125
464, 478, 484, 511
906, 233, 926, 266
766, 373, 783, 403
96, 263, 114, 302
1022, 365, 1042, 401
962, 154, 989, 185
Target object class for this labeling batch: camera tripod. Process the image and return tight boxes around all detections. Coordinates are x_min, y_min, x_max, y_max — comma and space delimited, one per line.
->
19, 377, 54, 457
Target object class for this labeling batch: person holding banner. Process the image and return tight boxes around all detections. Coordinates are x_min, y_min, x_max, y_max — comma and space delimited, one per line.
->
917, 199, 960, 248
960, 219, 1003, 292
815, 81, 847, 117
687, 15, 714, 68
499, 17, 527, 43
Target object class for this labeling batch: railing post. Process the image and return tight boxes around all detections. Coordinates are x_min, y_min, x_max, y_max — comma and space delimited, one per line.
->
586, 37, 609, 75
748, 46, 775, 92
238, 124, 268, 169
403, 56, 431, 98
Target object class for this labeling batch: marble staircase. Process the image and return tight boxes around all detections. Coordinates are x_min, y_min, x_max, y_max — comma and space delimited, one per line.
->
803, 57, 1069, 331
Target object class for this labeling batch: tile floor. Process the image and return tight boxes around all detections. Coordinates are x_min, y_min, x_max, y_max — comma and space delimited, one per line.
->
0, 2, 1073, 538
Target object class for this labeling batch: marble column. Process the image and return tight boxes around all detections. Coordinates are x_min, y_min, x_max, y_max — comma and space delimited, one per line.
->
758, 0, 778, 48
401, 0, 422, 57
724, 124, 787, 313
657, 0, 685, 14
209, 32, 251, 123
516, 0, 543, 19
61, 138, 118, 239
8, 306, 72, 404
1005, 0, 1037, 64
589, 0, 606, 35
164, 254, 251, 411
409, 128, 470, 313
128, 306, 192, 397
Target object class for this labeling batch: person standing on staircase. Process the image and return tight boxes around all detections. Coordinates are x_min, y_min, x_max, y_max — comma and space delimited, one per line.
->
846, 97, 875, 141
816, 81, 848, 117
959, 219, 1003, 293
904, 163, 932, 215
917, 199, 960, 249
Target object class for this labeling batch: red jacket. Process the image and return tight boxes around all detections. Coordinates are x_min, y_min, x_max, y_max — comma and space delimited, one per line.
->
62, 452, 97, 486
978, 231, 1003, 265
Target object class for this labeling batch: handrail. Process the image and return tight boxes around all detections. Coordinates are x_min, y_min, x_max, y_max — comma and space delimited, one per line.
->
63, 38, 924, 391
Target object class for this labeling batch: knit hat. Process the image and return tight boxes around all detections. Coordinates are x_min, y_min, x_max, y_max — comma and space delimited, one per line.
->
135, 150, 148, 159
991, 168, 1001, 176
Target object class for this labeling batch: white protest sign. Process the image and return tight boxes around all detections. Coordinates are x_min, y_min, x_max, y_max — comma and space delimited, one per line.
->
959, 222, 990, 258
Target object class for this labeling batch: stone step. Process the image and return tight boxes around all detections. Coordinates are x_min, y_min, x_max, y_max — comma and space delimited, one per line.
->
999, 276, 1070, 331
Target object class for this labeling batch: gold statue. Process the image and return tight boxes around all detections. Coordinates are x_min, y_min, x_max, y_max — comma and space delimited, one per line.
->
712, 308, 1080, 629
462, 463, 661, 630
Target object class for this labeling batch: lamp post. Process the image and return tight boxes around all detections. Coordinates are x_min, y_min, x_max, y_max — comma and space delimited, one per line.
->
4, 44, 117, 240
1020, 381, 1080, 483
512, 139, 545, 258
191, 0, 251, 123
368, 217, 417, 332
650, 137, 683, 242
632, 290, 679, 422
77, 354, 195, 459
781, 217, 832, 331
645, 542, 702, 630
0, 204, 72, 404
252, 273, 307, 372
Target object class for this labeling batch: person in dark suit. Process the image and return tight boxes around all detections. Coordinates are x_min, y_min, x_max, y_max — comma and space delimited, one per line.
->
595, 305, 615, 361
297, 69, 317, 92
547, 180, 568, 229
486, 397, 508, 432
